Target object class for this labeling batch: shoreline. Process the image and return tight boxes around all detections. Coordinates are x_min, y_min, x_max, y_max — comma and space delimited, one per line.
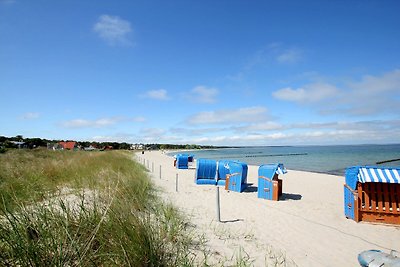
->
164, 149, 346, 176
136, 150, 400, 266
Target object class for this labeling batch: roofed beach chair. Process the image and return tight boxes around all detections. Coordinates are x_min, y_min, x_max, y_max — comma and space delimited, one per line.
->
223, 161, 248, 192
344, 166, 400, 225
174, 154, 194, 169
257, 163, 287, 201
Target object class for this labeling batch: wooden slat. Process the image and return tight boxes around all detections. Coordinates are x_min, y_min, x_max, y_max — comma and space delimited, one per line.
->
392, 184, 399, 214
363, 183, 369, 211
370, 183, 377, 211
365, 183, 371, 211
377, 183, 383, 212
383, 183, 390, 213
357, 183, 364, 211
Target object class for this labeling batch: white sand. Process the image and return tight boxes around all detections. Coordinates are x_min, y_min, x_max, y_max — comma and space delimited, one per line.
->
136, 151, 400, 267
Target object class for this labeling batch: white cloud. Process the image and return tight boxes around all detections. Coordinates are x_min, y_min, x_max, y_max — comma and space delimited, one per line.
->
91, 132, 140, 143
188, 106, 268, 125
338, 69, 400, 115
142, 89, 170, 100
273, 83, 338, 103
137, 128, 170, 143
93, 15, 132, 45
170, 127, 225, 136
169, 116, 400, 146
186, 86, 219, 104
82, 117, 399, 146
132, 116, 146, 122
350, 69, 400, 93
185, 132, 291, 146
63, 117, 122, 128
20, 112, 39, 120
273, 69, 400, 116
0, 0, 16, 4
276, 48, 303, 64
140, 127, 166, 136
232, 121, 283, 133
273, 87, 306, 102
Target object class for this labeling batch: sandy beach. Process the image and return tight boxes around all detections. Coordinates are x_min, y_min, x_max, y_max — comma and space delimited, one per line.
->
135, 150, 400, 267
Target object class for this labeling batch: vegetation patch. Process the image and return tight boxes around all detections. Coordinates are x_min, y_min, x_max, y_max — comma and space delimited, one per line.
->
0, 149, 196, 266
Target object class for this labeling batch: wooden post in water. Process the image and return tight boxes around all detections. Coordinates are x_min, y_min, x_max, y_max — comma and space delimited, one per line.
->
159, 165, 162, 179
216, 186, 221, 222
152, 162, 154, 172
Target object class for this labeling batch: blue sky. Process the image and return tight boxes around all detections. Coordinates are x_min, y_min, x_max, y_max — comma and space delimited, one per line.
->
1, 0, 400, 146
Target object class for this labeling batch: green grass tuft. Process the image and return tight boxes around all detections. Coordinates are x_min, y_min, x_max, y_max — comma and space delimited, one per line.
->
0, 149, 196, 266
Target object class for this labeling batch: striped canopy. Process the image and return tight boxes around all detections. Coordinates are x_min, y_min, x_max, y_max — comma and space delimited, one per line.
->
258, 163, 287, 180
358, 167, 400, 183
276, 163, 287, 175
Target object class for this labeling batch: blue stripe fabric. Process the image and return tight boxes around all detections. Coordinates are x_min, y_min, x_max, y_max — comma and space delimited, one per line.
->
388, 169, 399, 183
358, 166, 400, 184
276, 163, 287, 174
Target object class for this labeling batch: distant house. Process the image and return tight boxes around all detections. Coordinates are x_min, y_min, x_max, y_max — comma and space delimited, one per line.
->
84, 145, 97, 151
132, 143, 144, 150
47, 143, 62, 150
11, 141, 26, 149
59, 141, 77, 150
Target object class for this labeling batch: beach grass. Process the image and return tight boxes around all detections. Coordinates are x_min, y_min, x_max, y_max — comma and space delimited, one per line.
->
0, 149, 196, 266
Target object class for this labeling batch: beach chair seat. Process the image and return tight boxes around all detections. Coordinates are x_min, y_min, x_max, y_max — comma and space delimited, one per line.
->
195, 159, 217, 185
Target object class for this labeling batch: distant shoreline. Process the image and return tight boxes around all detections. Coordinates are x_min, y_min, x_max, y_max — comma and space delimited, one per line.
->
165, 144, 400, 176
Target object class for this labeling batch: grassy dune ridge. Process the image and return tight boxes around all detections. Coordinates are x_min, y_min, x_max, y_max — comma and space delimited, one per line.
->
0, 149, 196, 266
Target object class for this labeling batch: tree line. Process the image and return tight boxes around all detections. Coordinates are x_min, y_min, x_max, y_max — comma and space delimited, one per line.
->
0, 135, 227, 152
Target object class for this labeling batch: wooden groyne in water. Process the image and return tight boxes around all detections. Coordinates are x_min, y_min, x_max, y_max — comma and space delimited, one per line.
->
245, 153, 308, 158
376, 158, 400, 164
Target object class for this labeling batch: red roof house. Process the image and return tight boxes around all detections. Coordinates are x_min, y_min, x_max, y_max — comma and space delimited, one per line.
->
59, 141, 76, 150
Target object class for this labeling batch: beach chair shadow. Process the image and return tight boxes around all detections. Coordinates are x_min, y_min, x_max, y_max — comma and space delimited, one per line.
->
221, 219, 243, 223
279, 193, 302, 201
242, 183, 258, 193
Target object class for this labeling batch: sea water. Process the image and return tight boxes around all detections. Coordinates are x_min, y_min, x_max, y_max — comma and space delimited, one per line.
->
172, 144, 400, 176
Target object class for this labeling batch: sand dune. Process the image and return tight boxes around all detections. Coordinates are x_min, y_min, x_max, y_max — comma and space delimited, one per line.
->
136, 150, 400, 267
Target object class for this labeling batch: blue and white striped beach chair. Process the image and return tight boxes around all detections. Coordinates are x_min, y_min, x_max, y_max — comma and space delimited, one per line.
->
344, 166, 400, 225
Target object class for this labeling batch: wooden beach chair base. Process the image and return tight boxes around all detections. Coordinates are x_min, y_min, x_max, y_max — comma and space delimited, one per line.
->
258, 174, 283, 201
347, 183, 400, 225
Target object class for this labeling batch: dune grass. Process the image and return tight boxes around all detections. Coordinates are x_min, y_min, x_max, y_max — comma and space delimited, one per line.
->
0, 149, 196, 266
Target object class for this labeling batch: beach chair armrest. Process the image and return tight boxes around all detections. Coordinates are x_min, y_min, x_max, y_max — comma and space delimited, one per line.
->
344, 183, 357, 196
259, 175, 273, 182
227, 172, 241, 178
